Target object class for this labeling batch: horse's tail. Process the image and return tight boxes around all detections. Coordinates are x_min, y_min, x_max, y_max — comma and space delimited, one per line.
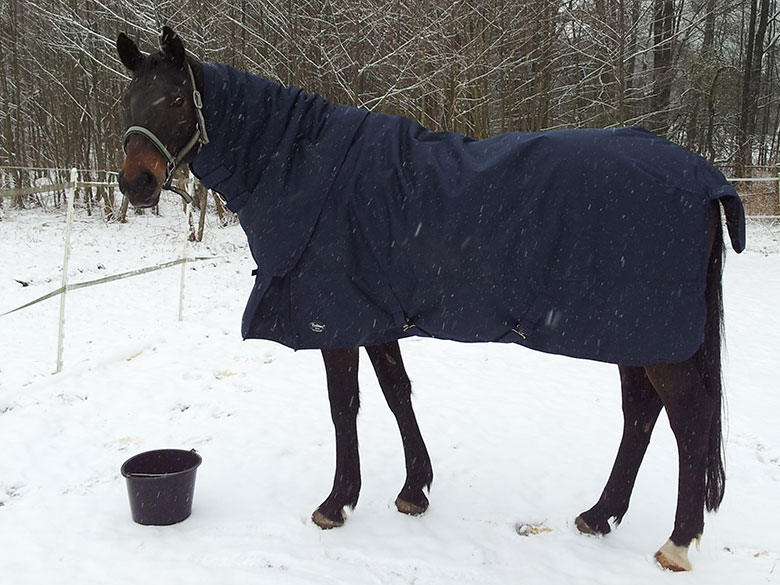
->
701, 202, 726, 512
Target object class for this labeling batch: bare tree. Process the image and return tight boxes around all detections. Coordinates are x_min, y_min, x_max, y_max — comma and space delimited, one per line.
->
2, 0, 779, 206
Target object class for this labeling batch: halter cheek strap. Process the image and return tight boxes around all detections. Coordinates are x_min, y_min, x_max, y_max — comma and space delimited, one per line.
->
122, 61, 209, 204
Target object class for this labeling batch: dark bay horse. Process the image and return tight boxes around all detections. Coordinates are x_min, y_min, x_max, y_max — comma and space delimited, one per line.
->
116, 27, 745, 571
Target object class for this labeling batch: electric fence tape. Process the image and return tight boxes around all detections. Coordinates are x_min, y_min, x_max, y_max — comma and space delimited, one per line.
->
1, 255, 225, 318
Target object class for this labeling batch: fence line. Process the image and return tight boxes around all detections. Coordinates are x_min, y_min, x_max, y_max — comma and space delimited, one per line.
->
0, 169, 213, 374
0, 182, 72, 198
2, 167, 778, 218
0, 166, 118, 199
0, 179, 179, 200
2, 255, 224, 319
1, 165, 119, 174
727, 176, 780, 220
2, 167, 779, 374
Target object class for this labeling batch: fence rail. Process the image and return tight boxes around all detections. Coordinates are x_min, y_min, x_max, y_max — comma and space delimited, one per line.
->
0, 182, 73, 198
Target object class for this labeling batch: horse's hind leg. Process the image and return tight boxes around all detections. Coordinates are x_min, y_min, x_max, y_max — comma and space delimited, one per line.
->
366, 341, 433, 516
646, 203, 725, 571
576, 366, 663, 535
644, 360, 722, 572
312, 347, 361, 529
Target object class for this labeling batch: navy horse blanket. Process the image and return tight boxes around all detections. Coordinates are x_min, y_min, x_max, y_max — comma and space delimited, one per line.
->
191, 63, 746, 365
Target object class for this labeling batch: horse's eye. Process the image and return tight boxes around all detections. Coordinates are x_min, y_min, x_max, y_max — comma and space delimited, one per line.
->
172, 95, 185, 107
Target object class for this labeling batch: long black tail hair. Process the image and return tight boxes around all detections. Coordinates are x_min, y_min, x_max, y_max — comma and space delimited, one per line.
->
700, 202, 726, 512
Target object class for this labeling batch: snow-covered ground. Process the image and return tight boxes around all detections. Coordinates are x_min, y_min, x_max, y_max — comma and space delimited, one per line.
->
1, 199, 779, 584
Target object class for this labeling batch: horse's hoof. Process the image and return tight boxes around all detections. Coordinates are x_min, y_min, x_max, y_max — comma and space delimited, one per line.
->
311, 508, 345, 529
574, 515, 597, 535
395, 497, 427, 516
654, 539, 692, 572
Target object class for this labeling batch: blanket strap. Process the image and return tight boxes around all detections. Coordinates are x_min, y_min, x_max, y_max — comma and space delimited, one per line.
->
512, 295, 553, 340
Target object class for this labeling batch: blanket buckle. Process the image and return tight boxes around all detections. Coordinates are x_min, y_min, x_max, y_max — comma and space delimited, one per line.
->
512, 326, 528, 340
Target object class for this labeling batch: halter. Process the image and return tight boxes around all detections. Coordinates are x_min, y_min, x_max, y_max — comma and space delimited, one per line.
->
122, 61, 209, 204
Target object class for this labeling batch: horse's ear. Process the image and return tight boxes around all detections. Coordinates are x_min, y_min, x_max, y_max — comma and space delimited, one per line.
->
117, 33, 144, 71
160, 26, 186, 67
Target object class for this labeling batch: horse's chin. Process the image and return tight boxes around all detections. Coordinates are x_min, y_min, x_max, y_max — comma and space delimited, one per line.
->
131, 192, 162, 208
118, 187, 161, 209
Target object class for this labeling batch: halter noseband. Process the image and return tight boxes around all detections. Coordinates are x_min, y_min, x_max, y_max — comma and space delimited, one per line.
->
122, 61, 209, 204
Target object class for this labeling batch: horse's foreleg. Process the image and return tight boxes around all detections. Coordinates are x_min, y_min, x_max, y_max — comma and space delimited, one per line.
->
366, 341, 433, 516
312, 347, 361, 529
576, 365, 663, 536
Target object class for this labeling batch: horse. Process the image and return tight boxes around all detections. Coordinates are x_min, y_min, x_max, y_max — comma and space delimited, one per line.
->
116, 27, 745, 571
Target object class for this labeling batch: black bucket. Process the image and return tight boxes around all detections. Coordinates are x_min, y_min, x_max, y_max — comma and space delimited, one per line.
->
121, 449, 202, 526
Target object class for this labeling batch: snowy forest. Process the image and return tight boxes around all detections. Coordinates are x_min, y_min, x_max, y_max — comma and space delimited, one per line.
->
1, 0, 778, 189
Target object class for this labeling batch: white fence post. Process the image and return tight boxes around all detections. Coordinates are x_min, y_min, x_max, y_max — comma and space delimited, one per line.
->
55, 169, 78, 373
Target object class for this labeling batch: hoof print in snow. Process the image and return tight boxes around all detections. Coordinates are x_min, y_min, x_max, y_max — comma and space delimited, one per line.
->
1, 486, 22, 506
111, 437, 139, 452
515, 522, 552, 537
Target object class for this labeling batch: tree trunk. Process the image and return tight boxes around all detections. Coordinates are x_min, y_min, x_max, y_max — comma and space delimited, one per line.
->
738, 0, 771, 175
686, 0, 717, 152
650, 0, 675, 136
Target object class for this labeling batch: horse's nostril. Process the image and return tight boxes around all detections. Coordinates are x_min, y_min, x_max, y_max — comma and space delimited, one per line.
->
140, 169, 157, 189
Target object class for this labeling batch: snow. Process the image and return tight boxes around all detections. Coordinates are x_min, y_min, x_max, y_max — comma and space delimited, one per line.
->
1, 201, 779, 583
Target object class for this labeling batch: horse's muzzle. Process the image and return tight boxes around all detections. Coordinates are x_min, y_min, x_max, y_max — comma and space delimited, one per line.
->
118, 169, 161, 208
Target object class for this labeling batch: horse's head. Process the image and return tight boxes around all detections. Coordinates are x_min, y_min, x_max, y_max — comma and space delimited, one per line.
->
116, 27, 207, 207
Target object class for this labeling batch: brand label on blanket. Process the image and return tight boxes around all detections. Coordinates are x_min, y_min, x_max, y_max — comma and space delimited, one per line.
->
309, 321, 326, 333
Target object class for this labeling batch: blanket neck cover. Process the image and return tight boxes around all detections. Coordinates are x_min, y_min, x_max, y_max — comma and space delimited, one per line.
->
191, 62, 746, 365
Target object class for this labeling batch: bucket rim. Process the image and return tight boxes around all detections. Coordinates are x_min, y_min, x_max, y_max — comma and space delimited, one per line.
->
121, 448, 202, 479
